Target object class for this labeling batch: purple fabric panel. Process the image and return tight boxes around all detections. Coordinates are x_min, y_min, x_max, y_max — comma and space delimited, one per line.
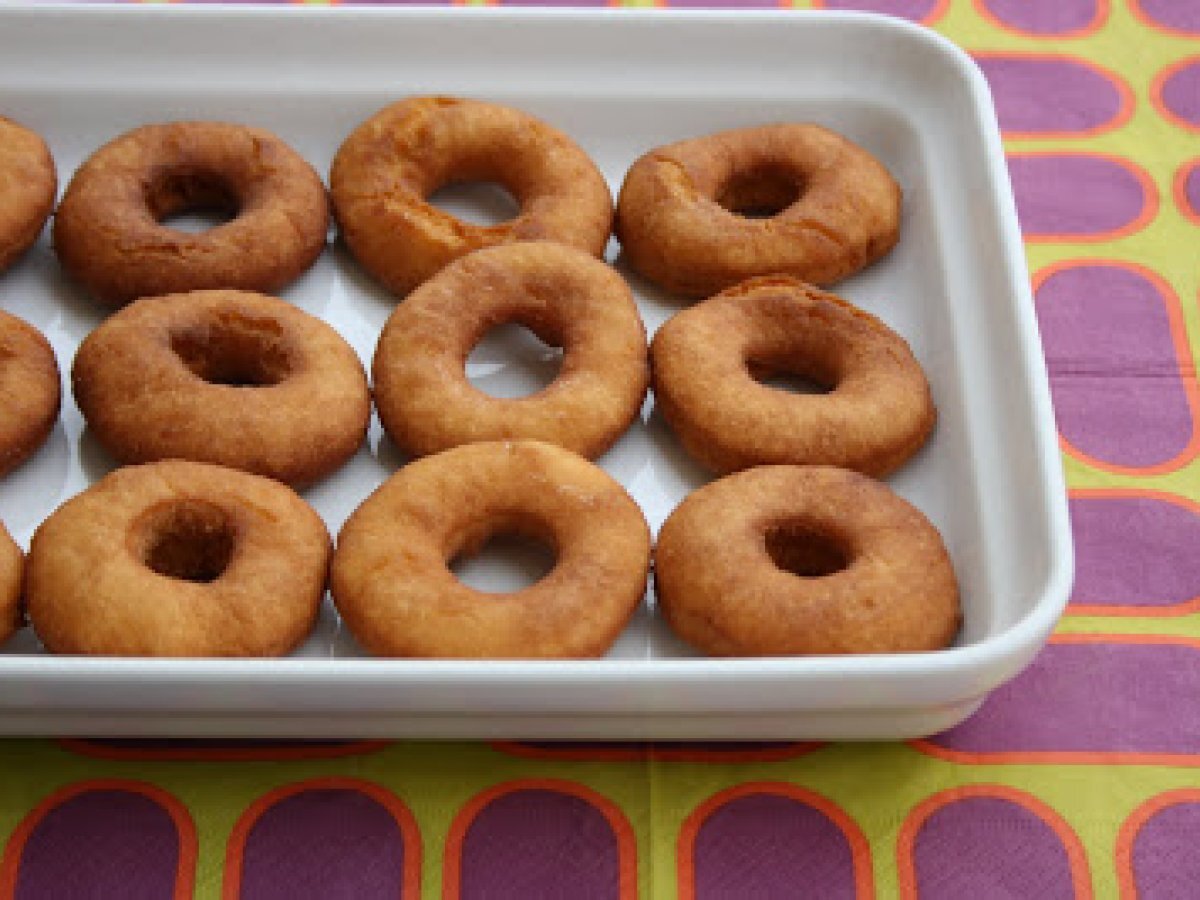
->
818, 0, 939, 20
929, 642, 1200, 755
912, 797, 1076, 899
1132, 802, 1200, 897
978, 0, 1097, 33
14, 791, 180, 900
1070, 495, 1200, 608
1035, 264, 1191, 468
1136, 0, 1200, 34
977, 56, 1122, 134
238, 790, 406, 900
1160, 60, 1200, 127
1008, 154, 1147, 237
1185, 162, 1200, 219
692, 794, 857, 899
458, 789, 619, 900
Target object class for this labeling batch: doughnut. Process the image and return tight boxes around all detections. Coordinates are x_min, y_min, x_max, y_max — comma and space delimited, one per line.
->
53, 121, 329, 306
655, 465, 961, 656
26, 460, 331, 657
0, 116, 56, 273
616, 123, 901, 297
1, 521, 21, 644
0, 309, 61, 477
332, 440, 651, 658
330, 96, 612, 296
651, 276, 934, 476
72, 289, 370, 487
373, 242, 648, 459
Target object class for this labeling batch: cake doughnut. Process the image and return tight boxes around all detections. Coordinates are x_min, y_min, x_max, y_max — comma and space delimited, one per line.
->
0, 116, 56, 273
373, 242, 648, 459
331, 96, 612, 296
53, 121, 329, 306
26, 460, 331, 657
651, 276, 934, 476
332, 440, 651, 658
72, 289, 370, 486
655, 465, 961, 656
617, 123, 900, 297
1, 521, 21, 644
0, 309, 61, 477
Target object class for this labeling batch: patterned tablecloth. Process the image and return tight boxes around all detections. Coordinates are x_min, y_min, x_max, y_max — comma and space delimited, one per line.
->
2, 0, 1199, 897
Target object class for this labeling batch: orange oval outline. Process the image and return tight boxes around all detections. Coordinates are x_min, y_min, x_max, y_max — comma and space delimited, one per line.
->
221, 777, 422, 899
1129, 1, 1200, 39
1067, 488, 1200, 617
0, 779, 197, 900
1151, 55, 1200, 134
1116, 788, 1200, 899
971, 50, 1134, 140
442, 778, 636, 900
972, 0, 1109, 40
488, 740, 822, 763
809, 0, 949, 25
56, 738, 390, 762
1033, 258, 1198, 476
1173, 157, 1200, 226
677, 781, 873, 899
910, 632, 1200, 766
897, 784, 1093, 899
1010, 151, 1158, 243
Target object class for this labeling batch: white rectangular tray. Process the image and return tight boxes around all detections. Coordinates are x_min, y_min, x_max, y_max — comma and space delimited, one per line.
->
0, 4, 1072, 739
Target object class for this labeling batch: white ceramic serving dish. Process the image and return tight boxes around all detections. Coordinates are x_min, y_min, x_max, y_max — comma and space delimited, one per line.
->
0, 4, 1071, 738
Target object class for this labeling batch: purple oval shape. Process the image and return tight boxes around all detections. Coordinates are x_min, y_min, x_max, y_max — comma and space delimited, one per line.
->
1070, 494, 1200, 610
458, 789, 621, 899
238, 790, 408, 899
910, 796, 1078, 899
925, 639, 1200, 756
1009, 154, 1150, 239
1134, 0, 1200, 35
976, 55, 1124, 135
13, 789, 184, 900
979, 0, 1099, 34
1035, 263, 1191, 469
1160, 59, 1200, 128
1130, 800, 1200, 895
691, 794, 859, 899
819, 0, 942, 22
1183, 161, 1200, 220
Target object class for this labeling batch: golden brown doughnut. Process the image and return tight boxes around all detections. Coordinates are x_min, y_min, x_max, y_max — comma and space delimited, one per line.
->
616, 123, 900, 297
655, 465, 961, 656
373, 242, 648, 460
72, 289, 370, 487
53, 121, 329, 306
0, 309, 61, 477
651, 276, 934, 476
26, 460, 331, 657
331, 440, 651, 658
0, 116, 56, 273
330, 96, 613, 296
0, 520, 21, 644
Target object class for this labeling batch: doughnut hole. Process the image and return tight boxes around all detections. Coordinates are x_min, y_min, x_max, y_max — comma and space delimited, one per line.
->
170, 316, 295, 388
716, 163, 805, 219
764, 521, 851, 579
745, 341, 836, 396
429, 180, 521, 227
448, 514, 558, 594
146, 166, 241, 233
135, 499, 237, 584
466, 318, 564, 399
